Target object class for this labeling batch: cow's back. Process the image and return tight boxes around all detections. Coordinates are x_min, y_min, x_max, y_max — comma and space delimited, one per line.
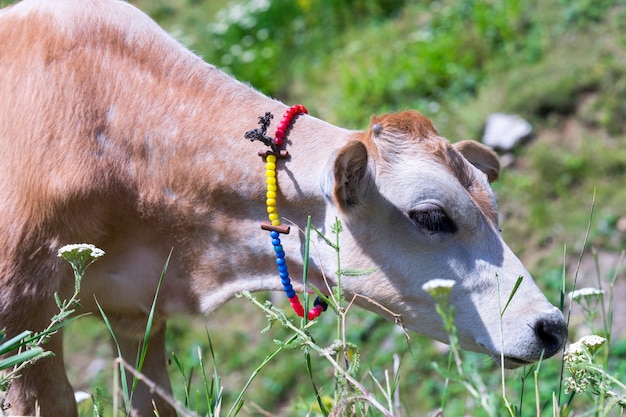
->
0, 0, 202, 267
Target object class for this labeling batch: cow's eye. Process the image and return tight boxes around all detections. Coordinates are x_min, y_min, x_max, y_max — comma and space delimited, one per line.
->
409, 206, 458, 234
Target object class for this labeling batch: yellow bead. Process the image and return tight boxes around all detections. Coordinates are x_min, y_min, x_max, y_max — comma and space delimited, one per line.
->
271, 219, 281, 226
267, 206, 276, 213
267, 184, 277, 192
266, 191, 276, 199
266, 177, 276, 185
265, 170, 275, 178
266, 198, 276, 206
266, 154, 276, 163
269, 213, 279, 221
266, 162, 276, 170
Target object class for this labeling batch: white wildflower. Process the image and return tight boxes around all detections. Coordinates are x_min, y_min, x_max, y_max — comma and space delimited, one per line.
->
565, 334, 605, 360
563, 334, 608, 394
564, 341, 586, 359
579, 334, 606, 351
58, 244, 105, 282
568, 287, 604, 301
58, 244, 105, 259
423, 279, 455, 291
564, 376, 587, 394
422, 279, 456, 300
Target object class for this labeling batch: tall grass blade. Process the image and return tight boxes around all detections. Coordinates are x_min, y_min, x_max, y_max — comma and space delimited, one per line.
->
0, 331, 32, 356
303, 215, 312, 324
171, 352, 191, 408
501, 275, 524, 317
559, 189, 595, 408
606, 251, 624, 346
560, 245, 567, 312
202, 333, 223, 416
305, 349, 328, 417
533, 351, 545, 417
134, 249, 172, 392
0, 347, 44, 370
95, 297, 131, 416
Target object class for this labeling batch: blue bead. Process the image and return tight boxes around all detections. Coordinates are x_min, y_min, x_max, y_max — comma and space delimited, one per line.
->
270, 231, 279, 239
283, 284, 293, 291
277, 264, 288, 273
314, 297, 329, 310
276, 258, 286, 266
281, 278, 291, 286
279, 271, 289, 279
272, 238, 281, 246
286, 289, 296, 298
275, 251, 285, 259
273, 245, 283, 252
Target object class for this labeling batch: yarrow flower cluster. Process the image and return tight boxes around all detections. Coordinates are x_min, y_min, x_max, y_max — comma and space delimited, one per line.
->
422, 279, 456, 301
58, 243, 105, 260
564, 335, 607, 394
568, 287, 606, 334
565, 335, 606, 358
568, 287, 605, 301
58, 244, 105, 284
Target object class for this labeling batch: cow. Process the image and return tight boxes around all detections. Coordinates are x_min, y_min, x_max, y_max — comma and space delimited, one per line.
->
0, 0, 568, 416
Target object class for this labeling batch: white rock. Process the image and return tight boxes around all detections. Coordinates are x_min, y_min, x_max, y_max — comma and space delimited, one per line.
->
482, 113, 532, 151
74, 391, 91, 404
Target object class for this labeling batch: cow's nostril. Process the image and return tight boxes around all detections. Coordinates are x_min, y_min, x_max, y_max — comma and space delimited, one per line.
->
535, 316, 568, 358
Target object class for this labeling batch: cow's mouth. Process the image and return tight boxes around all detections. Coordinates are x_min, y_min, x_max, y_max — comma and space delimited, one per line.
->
500, 356, 534, 369
477, 342, 537, 369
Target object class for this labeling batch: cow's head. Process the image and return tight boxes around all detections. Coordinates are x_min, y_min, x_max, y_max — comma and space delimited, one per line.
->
321, 110, 566, 367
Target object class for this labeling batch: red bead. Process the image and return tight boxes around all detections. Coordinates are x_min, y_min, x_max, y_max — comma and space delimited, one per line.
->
275, 129, 284, 139
294, 305, 304, 317
289, 296, 304, 317
307, 305, 323, 320
274, 137, 283, 146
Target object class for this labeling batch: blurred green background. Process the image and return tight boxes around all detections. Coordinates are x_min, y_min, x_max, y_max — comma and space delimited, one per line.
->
3, 0, 626, 414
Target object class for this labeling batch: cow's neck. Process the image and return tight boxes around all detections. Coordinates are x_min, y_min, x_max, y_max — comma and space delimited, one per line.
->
101, 64, 358, 312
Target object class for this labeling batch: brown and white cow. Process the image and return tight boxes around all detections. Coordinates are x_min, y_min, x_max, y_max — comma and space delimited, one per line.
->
0, 0, 567, 415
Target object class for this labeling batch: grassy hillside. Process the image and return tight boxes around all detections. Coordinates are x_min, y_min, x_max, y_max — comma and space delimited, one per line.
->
2, 0, 625, 415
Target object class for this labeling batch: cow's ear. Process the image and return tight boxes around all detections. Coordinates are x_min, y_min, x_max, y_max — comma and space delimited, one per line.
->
454, 140, 500, 183
333, 141, 370, 210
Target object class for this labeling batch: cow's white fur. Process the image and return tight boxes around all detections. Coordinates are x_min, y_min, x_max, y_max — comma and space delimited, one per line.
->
0, 0, 566, 416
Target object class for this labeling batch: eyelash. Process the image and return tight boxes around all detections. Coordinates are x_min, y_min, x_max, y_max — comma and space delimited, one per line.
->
408, 208, 458, 234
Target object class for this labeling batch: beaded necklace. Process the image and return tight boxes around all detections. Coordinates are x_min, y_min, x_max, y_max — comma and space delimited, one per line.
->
245, 104, 328, 320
